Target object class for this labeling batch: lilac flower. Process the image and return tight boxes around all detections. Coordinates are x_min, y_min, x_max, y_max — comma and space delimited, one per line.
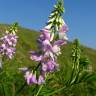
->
41, 63, 48, 72
5, 47, 16, 59
42, 59, 58, 72
0, 44, 6, 54
44, 51, 55, 60
25, 71, 33, 85
43, 40, 66, 58
24, 71, 46, 85
59, 25, 68, 40
59, 32, 68, 40
42, 40, 52, 52
59, 24, 68, 33
30, 51, 43, 62
37, 28, 54, 48
37, 29, 50, 45
38, 75, 45, 85
52, 45, 61, 55
0, 31, 18, 59
30, 73, 37, 84
41, 29, 51, 41
54, 39, 66, 46
24, 71, 37, 85
0, 33, 18, 47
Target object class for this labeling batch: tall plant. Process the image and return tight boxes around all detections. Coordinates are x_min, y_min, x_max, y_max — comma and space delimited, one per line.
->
17, 0, 68, 95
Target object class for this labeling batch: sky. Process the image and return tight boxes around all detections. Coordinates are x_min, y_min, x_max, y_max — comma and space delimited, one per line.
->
0, 0, 96, 49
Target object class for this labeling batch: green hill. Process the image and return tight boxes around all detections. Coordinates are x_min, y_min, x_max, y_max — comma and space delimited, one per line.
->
0, 24, 96, 96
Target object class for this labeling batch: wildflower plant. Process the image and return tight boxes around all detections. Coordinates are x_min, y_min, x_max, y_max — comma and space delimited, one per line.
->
23, 0, 68, 86
0, 23, 18, 68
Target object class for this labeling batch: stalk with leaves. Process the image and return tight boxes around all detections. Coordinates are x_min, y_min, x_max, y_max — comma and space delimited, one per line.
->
21, 0, 68, 85
18, 0, 68, 95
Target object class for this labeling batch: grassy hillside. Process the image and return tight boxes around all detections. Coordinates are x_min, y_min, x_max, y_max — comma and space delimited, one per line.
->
0, 24, 96, 96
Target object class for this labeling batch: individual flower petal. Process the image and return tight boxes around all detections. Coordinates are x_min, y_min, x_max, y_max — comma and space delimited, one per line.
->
6, 48, 16, 59
42, 59, 58, 72
1, 44, 6, 50
46, 60, 57, 72
24, 71, 37, 85
60, 24, 68, 32
42, 40, 52, 51
30, 51, 42, 61
52, 45, 61, 55
42, 63, 47, 72
44, 51, 54, 60
26, 74, 33, 85
38, 75, 45, 85
54, 39, 66, 46
41, 28, 51, 40
30, 73, 37, 84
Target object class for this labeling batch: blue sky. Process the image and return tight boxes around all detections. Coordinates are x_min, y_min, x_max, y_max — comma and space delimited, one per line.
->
0, 0, 96, 49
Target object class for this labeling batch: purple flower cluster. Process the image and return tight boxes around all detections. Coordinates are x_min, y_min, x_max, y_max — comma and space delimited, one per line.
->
0, 31, 18, 59
24, 24, 68, 85
24, 71, 45, 85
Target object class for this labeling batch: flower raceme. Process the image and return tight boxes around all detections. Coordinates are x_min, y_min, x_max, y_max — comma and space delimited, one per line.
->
25, 24, 68, 85
23, 1, 69, 85
24, 71, 45, 85
0, 24, 18, 59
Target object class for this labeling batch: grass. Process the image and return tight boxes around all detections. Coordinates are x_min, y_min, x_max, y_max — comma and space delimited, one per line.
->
0, 24, 96, 96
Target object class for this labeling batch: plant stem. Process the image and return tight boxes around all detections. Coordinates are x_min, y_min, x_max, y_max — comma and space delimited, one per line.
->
2, 83, 5, 96
34, 73, 48, 96
35, 84, 43, 96
12, 83, 15, 96
46, 86, 66, 96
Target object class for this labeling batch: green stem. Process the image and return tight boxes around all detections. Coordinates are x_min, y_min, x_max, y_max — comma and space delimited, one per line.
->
35, 85, 43, 96
34, 74, 48, 96
46, 86, 66, 96
2, 83, 5, 96
12, 83, 15, 96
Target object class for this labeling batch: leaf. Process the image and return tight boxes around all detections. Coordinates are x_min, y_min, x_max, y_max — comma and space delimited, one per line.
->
77, 71, 89, 83
85, 73, 96, 82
